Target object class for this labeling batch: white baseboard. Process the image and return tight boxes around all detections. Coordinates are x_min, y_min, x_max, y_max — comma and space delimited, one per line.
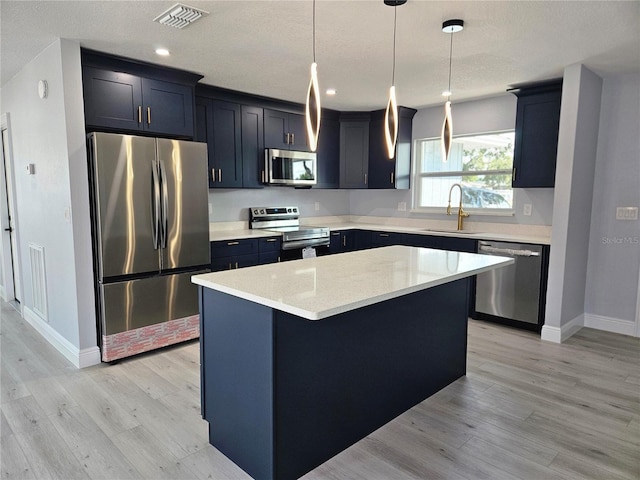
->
541, 314, 584, 343
584, 313, 638, 337
22, 306, 101, 368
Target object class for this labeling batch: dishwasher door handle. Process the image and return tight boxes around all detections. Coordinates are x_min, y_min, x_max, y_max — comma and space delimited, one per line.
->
479, 245, 540, 257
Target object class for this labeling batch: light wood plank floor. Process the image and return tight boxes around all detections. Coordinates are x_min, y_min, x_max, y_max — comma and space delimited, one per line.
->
2, 300, 639, 479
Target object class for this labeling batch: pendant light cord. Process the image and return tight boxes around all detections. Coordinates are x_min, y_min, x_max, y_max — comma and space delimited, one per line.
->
447, 29, 454, 100
313, 0, 316, 63
392, 4, 397, 86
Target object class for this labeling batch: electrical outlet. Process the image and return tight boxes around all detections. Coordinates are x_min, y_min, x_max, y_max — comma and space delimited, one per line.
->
616, 206, 638, 220
398, 202, 407, 212
314, 202, 320, 211
523, 203, 532, 216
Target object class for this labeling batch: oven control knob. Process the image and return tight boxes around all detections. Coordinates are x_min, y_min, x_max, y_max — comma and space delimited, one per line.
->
260, 209, 265, 214
287, 208, 292, 213
253, 209, 258, 215
293, 208, 298, 213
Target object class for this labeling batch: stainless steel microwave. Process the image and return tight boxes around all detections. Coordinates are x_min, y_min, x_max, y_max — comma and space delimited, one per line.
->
265, 148, 317, 186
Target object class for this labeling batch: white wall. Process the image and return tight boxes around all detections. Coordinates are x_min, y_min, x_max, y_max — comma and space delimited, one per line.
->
543, 64, 603, 342
0, 39, 98, 366
349, 94, 555, 226
584, 72, 640, 335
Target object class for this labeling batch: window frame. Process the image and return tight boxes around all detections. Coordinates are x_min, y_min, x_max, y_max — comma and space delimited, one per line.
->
411, 130, 515, 216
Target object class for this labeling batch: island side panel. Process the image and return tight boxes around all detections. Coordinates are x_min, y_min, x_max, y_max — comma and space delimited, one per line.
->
199, 287, 275, 480
273, 278, 469, 480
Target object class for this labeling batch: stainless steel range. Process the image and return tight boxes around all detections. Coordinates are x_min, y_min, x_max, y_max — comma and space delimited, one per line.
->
249, 206, 330, 252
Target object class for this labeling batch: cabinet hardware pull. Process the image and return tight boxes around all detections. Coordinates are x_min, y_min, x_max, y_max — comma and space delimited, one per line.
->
391, 172, 394, 184
211, 168, 216, 182
331, 232, 340, 236
364, 173, 368, 185
512, 167, 516, 182
266, 238, 277, 242
227, 241, 240, 246
380, 233, 389, 237
218, 169, 222, 182
228, 263, 232, 270
278, 257, 281, 262
291, 133, 294, 144
261, 170, 265, 183
343, 236, 346, 247
285, 133, 290, 144
235, 262, 239, 269
147, 107, 151, 125
137, 106, 142, 124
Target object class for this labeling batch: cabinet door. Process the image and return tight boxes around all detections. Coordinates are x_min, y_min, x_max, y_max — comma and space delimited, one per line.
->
368, 108, 414, 189
264, 109, 290, 149
287, 113, 309, 151
82, 67, 143, 131
340, 121, 370, 188
316, 116, 340, 188
195, 97, 216, 188
241, 106, 265, 188
512, 88, 562, 188
211, 100, 242, 188
142, 78, 194, 137
370, 231, 405, 247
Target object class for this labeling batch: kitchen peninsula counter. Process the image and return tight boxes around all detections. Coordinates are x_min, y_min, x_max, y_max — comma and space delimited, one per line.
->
192, 246, 512, 480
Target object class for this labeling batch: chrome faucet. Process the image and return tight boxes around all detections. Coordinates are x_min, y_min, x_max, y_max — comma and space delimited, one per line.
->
447, 183, 469, 231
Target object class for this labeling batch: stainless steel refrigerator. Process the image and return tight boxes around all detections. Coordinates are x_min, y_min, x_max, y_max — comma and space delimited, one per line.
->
88, 132, 210, 362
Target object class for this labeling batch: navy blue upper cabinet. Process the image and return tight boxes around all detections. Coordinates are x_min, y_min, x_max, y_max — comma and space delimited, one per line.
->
241, 106, 265, 188
368, 107, 416, 189
264, 109, 309, 151
340, 114, 370, 189
511, 81, 562, 188
81, 50, 201, 138
315, 111, 340, 189
195, 97, 243, 188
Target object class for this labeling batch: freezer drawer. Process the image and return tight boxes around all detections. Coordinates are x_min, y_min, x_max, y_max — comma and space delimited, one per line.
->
100, 271, 202, 336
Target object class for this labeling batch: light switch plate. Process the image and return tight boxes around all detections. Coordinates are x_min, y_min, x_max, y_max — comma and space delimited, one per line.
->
523, 203, 532, 216
398, 202, 407, 212
616, 207, 638, 220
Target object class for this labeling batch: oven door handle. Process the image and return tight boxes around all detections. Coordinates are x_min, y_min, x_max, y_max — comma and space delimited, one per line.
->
281, 238, 330, 250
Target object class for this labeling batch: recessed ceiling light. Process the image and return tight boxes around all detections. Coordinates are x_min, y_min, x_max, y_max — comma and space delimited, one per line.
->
326, 88, 336, 95
155, 48, 171, 56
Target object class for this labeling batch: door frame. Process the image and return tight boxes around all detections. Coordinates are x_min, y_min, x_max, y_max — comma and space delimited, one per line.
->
0, 112, 22, 307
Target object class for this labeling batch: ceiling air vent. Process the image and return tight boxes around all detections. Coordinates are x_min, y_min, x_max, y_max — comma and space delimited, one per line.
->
154, 3, 209, 29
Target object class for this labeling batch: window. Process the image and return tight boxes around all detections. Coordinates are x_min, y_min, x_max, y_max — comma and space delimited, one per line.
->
413, 131, 515, 213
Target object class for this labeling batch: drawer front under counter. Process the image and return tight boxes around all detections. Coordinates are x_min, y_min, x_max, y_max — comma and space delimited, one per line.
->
211, 238, 259, 258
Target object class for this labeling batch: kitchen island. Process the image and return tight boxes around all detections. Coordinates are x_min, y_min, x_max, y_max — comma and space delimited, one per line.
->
192, 246, 512, 480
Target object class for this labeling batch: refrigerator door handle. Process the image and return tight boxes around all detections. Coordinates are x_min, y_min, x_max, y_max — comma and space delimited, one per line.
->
159, 159, 169, 249
151, 160, 161, 249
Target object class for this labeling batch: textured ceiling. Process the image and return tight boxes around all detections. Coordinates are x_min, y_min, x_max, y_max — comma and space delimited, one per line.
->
1, 1, 639, 111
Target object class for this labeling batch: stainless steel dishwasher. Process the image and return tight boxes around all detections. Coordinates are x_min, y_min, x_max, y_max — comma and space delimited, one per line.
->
474, 240, 546, 331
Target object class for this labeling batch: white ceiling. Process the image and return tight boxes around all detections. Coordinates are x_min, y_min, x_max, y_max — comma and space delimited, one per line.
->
1, 1, 639, 111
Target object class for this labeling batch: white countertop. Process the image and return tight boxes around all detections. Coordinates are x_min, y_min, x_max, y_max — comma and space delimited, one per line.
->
209, 218, 551, 245
192, 245, 513, 320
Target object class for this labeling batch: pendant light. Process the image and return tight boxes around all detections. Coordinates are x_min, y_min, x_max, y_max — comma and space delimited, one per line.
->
441, 19, 464, 162
305, 0, 321, 152
383, 0, 406, 159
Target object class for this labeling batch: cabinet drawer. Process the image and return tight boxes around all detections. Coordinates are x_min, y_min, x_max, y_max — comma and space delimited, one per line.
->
370, 231, 406, 247
211, 238, 259, 258
259, 236, 282, 253
211, 253, 260, 272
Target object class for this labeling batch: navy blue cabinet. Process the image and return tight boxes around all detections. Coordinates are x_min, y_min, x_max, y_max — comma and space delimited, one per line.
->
258, 236, 281, 264
196, 97, 243, 188
82, 66, 195, 138
211, 236, 281, 271
241, 106, 265, 188
329, 229, 371, 253
404, 234, 477, 253
368, 107, 416, 189
315, 112, 340, 189
511, 81, 562, 188
340, 115, 370, 189
371, 231, 407, 247
264, 109, 309, 151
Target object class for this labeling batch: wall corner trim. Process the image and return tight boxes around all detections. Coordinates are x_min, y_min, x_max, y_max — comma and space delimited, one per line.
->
22, 306, 101, 368
541, 314, 584, 343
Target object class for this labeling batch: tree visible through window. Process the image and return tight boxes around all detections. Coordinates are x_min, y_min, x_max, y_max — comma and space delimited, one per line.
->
413, 132, 514, 212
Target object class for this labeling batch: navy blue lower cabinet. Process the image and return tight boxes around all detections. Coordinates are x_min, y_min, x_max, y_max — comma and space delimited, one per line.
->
198, 278, 470, 480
